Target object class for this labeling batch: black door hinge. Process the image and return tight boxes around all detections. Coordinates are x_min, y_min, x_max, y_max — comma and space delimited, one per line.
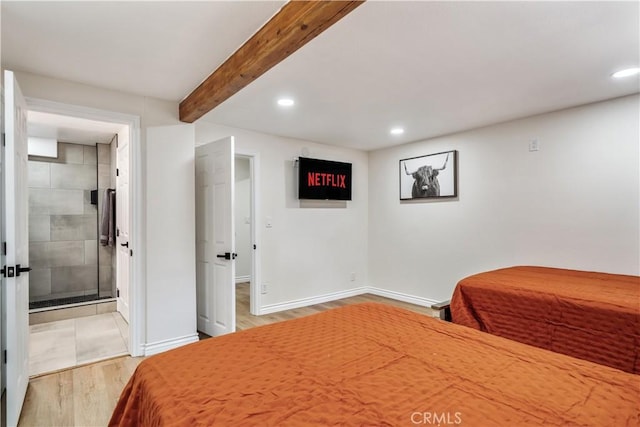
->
4, 350, 7, 364
2, 133, 5, 147
2, 242, 6, 255
253, 244, 257, 250
130, 249, 133, 257
117, 288, 120, 297
116, 168, 119, 176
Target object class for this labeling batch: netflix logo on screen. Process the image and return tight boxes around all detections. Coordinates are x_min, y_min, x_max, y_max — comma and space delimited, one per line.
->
307, 172, 347, 188
298, 157, 352, 200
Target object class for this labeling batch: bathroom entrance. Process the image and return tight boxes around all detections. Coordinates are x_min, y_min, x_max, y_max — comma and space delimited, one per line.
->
26, 110, 131, 376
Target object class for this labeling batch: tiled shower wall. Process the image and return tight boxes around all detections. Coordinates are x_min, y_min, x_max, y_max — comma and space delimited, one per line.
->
28, 142, 114, 303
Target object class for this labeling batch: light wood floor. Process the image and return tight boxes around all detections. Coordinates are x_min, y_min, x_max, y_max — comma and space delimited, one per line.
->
18, 287, 432, 426
235, 283, 433, 331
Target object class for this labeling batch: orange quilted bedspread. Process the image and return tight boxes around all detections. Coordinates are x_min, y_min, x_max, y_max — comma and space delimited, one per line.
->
450, 266, 640, 374
110, 303, 639, 426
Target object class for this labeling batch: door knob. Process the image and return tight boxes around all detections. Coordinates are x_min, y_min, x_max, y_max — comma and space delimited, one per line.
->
16, 264, 32, 277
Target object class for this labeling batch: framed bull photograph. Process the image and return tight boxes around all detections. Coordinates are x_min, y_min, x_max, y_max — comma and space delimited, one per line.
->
400, 150, 457, 200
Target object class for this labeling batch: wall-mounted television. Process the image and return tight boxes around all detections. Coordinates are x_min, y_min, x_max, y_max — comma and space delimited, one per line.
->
298, 157, 352, 201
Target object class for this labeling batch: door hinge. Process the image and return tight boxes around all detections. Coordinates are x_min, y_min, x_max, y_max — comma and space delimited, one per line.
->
2, 241, 6, 255
1, 133, 5, 147
116, 168, 119, 176
253, 244, 256, 250
116, 288, 120, 297
130, 249, 133, 257
4, 350, 7, 364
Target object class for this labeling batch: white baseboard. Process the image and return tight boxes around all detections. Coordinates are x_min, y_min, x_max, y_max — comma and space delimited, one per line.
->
235, 275, 250, 284
258, 286, 437, 315
259, 287, 368, 315
366, 286, 439, 307
144, 333, 199, 356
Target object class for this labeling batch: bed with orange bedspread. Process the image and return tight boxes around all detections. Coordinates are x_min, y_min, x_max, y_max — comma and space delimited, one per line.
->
110, 303, 639, 426
450, 266, 640, 374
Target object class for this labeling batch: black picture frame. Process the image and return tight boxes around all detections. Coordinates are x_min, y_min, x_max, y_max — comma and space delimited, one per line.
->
399, 150, 457, 200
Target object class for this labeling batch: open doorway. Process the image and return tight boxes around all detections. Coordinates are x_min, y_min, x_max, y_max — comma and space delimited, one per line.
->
234, 151, 261, 329
234, 156, 252, 330
195, 142, 260, 338
24, 105, 135, 375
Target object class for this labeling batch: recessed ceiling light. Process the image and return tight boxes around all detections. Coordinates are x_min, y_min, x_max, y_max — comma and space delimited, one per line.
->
612, 68, 640, 78
277, 98, 295, 107
390, 127, 404, 135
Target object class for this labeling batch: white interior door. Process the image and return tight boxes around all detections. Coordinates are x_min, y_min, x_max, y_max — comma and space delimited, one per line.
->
116, 130, 131, 323
195, 137, 235, 336
3, 70, 30, 427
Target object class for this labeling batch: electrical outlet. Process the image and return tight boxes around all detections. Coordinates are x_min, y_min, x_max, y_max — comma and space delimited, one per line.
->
261, 282, 268, 294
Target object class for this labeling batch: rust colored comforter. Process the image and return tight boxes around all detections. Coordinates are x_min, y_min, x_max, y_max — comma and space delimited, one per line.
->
110, 303, 639, 426
450, 266, 640, 374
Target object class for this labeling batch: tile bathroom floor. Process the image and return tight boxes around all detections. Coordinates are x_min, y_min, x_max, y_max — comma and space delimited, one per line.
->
29, 312, 129, 377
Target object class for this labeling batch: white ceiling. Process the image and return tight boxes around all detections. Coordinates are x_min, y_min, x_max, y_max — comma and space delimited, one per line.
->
1, 1, 284, 101
28, 111, 124, 145
2, 1, 638, 151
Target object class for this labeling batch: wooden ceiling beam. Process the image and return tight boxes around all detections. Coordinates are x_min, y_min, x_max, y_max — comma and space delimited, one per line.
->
179, 0, 365, 123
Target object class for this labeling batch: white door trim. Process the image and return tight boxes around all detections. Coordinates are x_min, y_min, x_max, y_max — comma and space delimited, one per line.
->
24, 97, 144, 357
234, 149, 261, 315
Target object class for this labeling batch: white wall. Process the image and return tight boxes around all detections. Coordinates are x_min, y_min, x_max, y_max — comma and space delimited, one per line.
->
13, 70, 638, 335
12, 71, 178, 128
369, 95, 640, 302
234, 157, 251, 281
146, 125, 196, 345
14, 71, 197, 352
196, 123, 369, 309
